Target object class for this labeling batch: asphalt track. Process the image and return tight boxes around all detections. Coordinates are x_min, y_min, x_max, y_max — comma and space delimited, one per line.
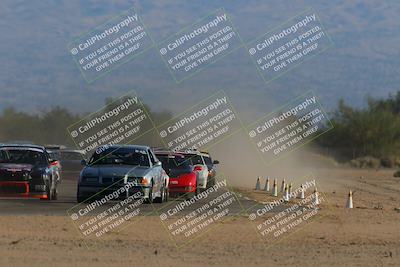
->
0, 173, 276, 216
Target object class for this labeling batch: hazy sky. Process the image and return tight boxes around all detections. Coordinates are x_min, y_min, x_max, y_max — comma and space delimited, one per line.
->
1, 0, 399, 122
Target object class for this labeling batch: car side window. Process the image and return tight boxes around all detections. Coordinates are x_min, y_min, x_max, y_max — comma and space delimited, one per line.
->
148, 150, 156, 165
0, 150, 8, 162
192, 155, 204, 165
44, 152, 50, 163
49, 151, 60, 161
204, 156, 213, 168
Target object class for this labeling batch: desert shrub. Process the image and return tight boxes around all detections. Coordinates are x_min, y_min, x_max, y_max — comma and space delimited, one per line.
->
316, 93, 400, 161
380, 158, 395, 168
350, 156, 380, 168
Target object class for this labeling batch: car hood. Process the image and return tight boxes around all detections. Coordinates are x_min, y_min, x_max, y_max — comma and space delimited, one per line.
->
81, 165, 151, 178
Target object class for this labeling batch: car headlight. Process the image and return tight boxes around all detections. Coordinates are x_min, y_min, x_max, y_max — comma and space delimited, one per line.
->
140, 177, 149, 186
23, 172, 31, 180
42, 173, 50, 180
125, 177, 149, 186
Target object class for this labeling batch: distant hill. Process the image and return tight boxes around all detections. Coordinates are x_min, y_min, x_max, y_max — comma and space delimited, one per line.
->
0, 0, 399, 122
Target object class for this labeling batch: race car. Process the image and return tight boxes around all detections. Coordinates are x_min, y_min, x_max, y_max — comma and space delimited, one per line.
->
77, 145, 168, 203
201, 151, 219, 187
0, 144, 61, 200
181, 150, 219, 188
155, 151, 199, 199
46, 147, 86, 180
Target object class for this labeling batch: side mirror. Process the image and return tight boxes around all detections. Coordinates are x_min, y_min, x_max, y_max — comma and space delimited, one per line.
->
213, 160, 219, 164
80, 159, 87, 166
155, 161, 162, 167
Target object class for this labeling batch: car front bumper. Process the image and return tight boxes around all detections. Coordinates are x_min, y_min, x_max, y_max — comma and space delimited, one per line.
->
0, 181, 48, 199
77, 184, 151, 201
169, 185, 196, 195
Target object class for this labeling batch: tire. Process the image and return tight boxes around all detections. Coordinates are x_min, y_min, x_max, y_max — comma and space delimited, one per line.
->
185, 192, 196, 200
50, 177, 58, 200
165, 187, 169, 202
154, 185, 166, 203
41, 180, 53, 200
195, 186, 201, 196
51, 187, 58, 200
207, 177, 215, 188
76, 188, 86, 203
145, 183, 153, 204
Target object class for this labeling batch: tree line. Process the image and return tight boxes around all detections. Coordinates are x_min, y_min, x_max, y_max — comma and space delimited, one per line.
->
1, 92, 400, 165
317, 91, 400, 163
0, 99, 172, 148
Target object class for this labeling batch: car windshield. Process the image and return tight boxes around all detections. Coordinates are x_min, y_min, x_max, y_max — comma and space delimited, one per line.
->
48, 151, 60, 160
0, 148, 47, 165
157, 154, 193, 177
89, 147, 150, 166
185, 154, 204, 165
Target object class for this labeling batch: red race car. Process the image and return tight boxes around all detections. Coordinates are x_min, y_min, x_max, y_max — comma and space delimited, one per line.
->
155, 151, 201, 199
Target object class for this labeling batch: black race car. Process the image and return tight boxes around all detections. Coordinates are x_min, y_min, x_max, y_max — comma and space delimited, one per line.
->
0, 144, 61, 200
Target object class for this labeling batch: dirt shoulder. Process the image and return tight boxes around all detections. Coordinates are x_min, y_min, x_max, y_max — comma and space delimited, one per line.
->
1, 168, 399, 267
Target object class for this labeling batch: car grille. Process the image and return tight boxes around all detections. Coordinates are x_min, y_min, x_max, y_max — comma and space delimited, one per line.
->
82, 177, 98, 183
0, 182, 29, 194
101, 177, 125, 185
0, 170, 27, 181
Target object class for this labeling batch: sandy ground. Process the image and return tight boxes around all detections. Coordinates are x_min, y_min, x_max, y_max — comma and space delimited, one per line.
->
0, 167, 399, 267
